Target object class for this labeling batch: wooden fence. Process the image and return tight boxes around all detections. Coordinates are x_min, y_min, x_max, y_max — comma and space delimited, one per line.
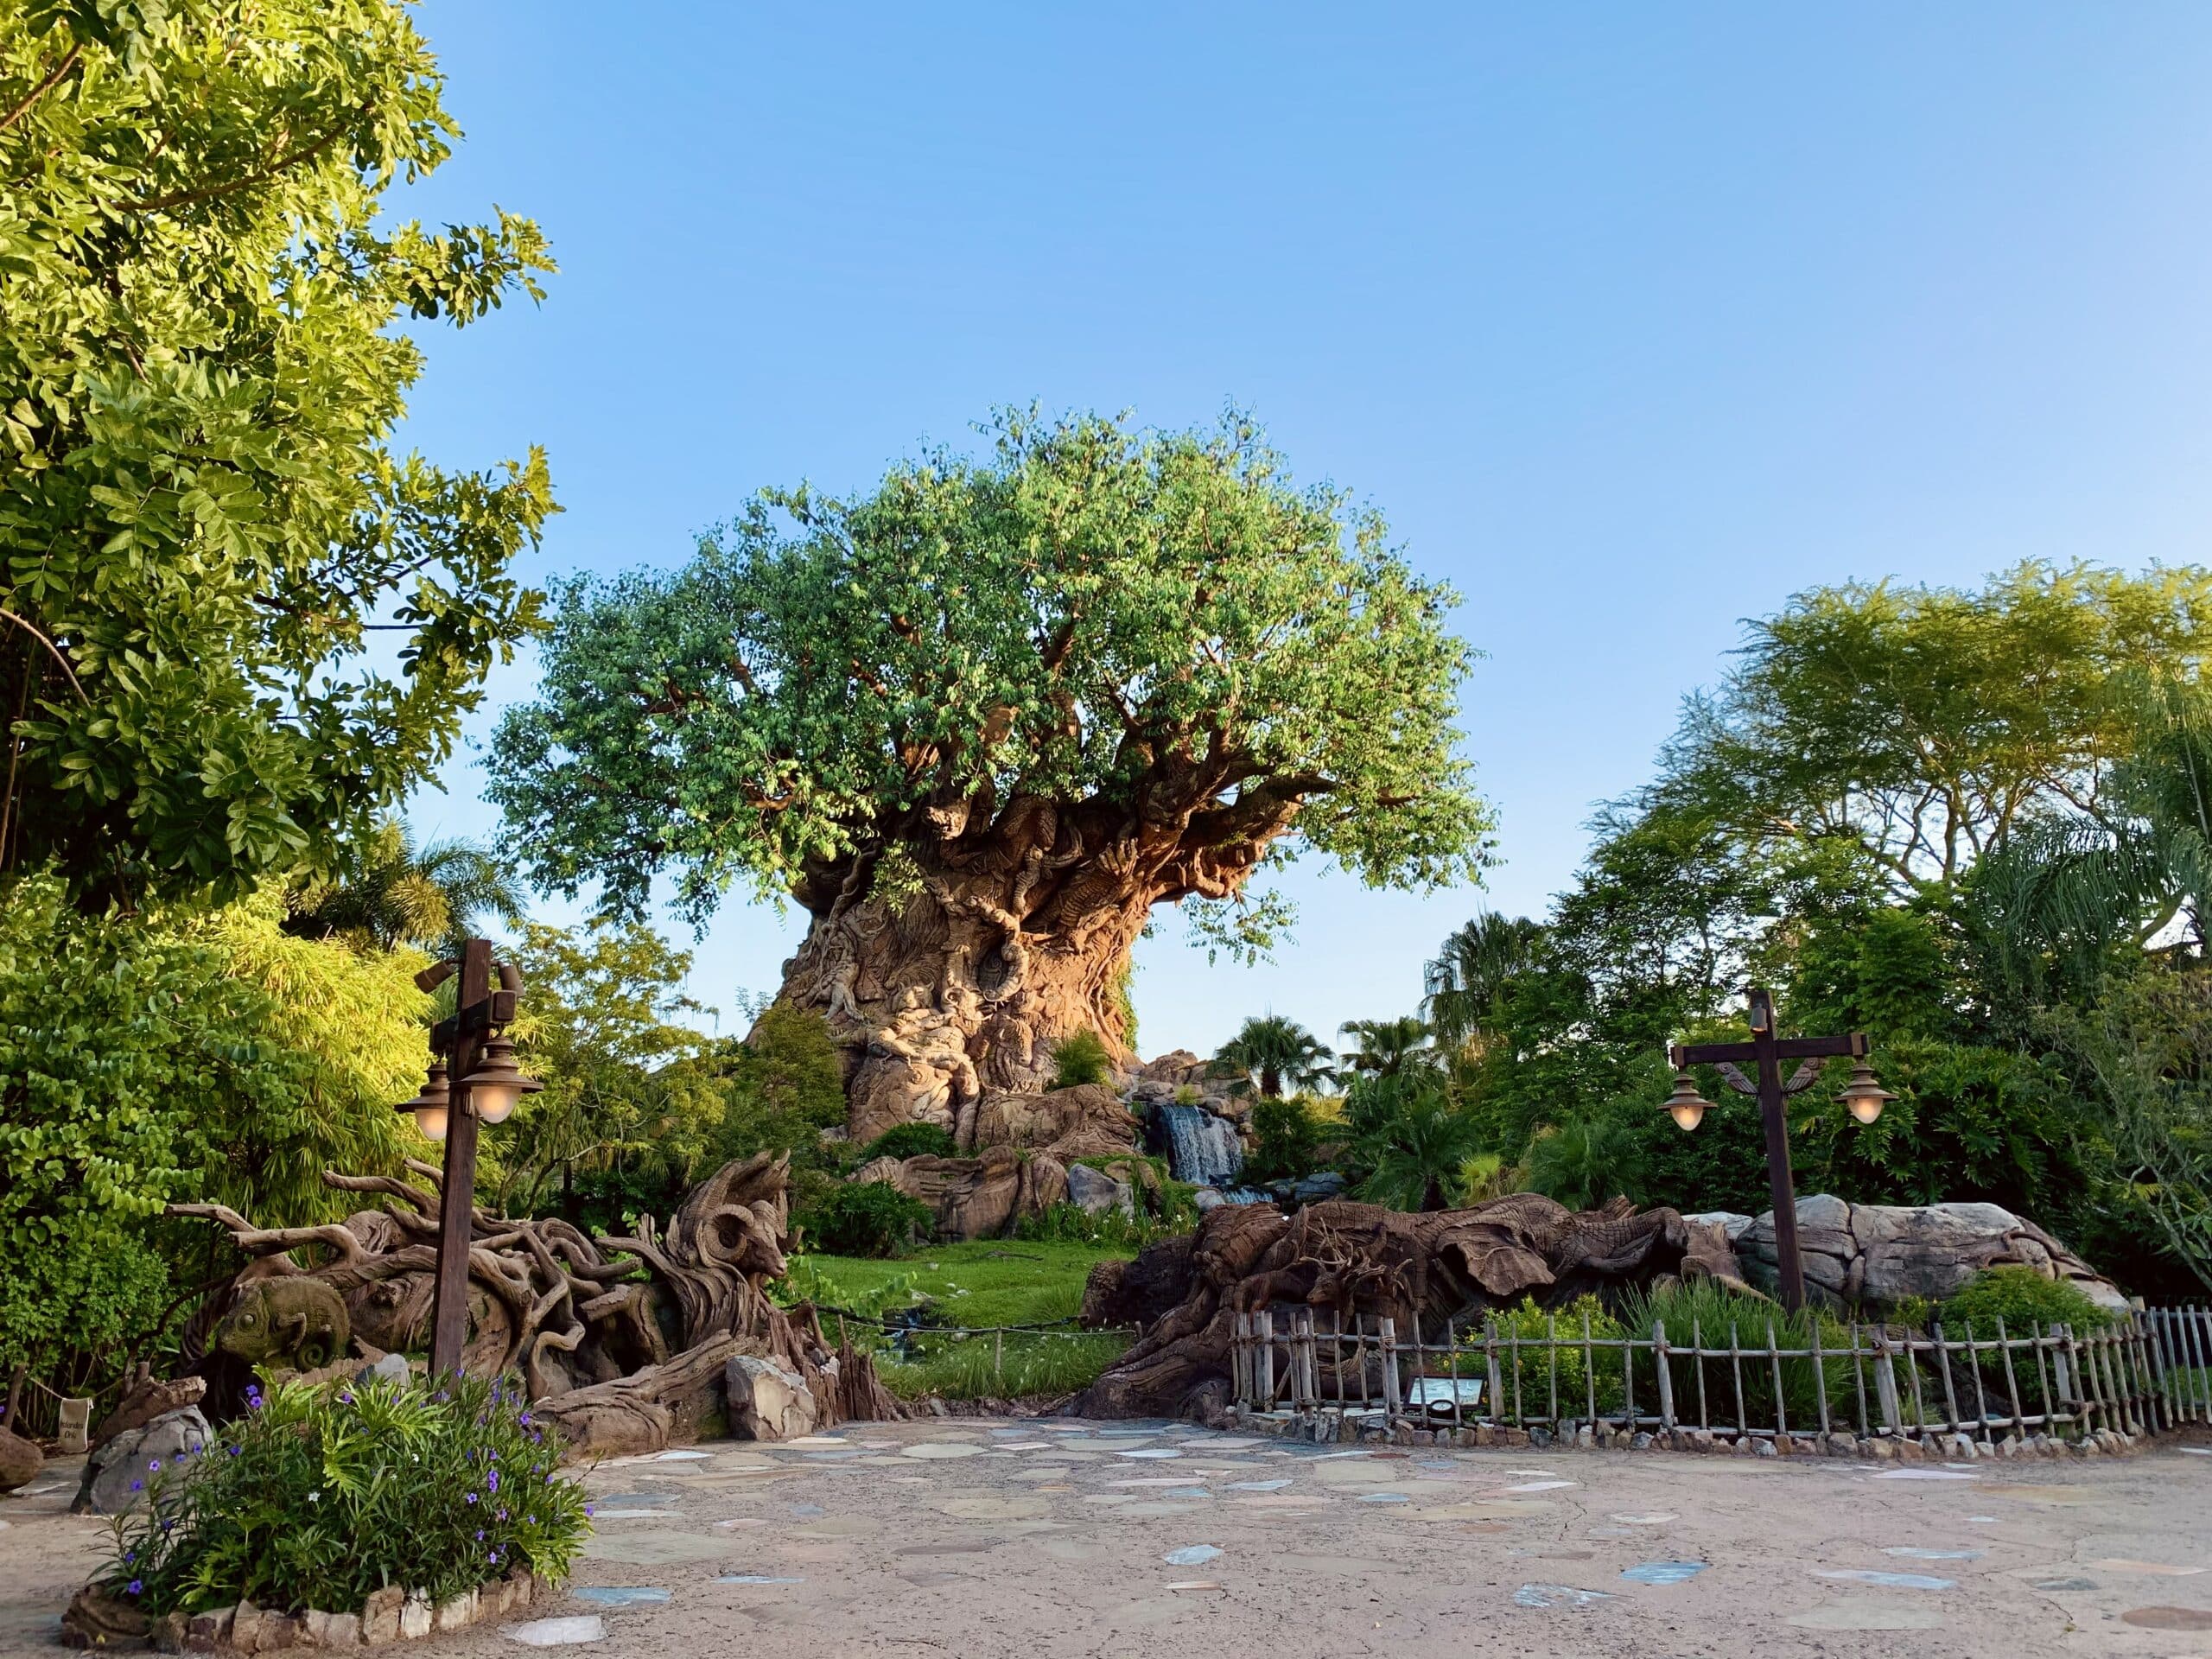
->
1230, 1303, 2212, 1442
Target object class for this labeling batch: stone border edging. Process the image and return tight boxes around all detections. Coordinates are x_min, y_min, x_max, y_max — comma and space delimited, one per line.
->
1230, 1407, 2150, 1462
63, 1568, 546, 1651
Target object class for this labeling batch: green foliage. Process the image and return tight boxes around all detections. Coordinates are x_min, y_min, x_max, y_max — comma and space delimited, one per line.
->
1939, 1266, 2114, 1339
1245, 1096, 1325, 1184
1615, 1280, 1858, 1429
102, 1374, 587, 1618
0, 876, 423, 1381
0, 0, 555, 908
1013, 1201, 1161, 1249
283, 820, 524, 958
1350, 1074, 1489, 1211
1472, 1294, 1627, 1416
859, 1123, 957, 1163
1522, 1111, 1646, 1211
489, 408, 1492, 952
495, 919, 709, 1218
798, 1181, 932, 1258
1423, 912, 1544, 1053
1049, 1029, 1113, 1090
1214, 1014, 1337, 1100
1337, 1015, 1436, 1080
784, 1240, 1135, 1400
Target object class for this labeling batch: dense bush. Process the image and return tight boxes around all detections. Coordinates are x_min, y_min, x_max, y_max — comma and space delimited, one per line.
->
1049, 1030, 1114, 1090
860, 1123, 958, 1163
101, 1375, 588, 1618
798, 1181, 933, 1257
1244, 1097, 1324, 1184
1938, 1265, 2115, 1338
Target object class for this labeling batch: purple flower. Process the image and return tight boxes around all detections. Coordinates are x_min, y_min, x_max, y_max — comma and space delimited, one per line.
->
582, 1504, 594, 1517
466, 1492, 479, 1505
475, 1529, 485, 1541
147, 1459, 160, 1472
227, 1446, 241, 1458
518, 1412, 532, 1427
124, 1554, 135, 1567
127, 1581, 142, 1597
130, 1480, 143, 1493
487, 1471, 499, 1493
496, 1509, 507, 1522
338, 1390, 353, 1405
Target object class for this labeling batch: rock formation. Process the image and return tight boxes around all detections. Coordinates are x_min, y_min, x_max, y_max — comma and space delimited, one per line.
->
1694, 1195, 2129, 1311
849, 1080, 1155, 1240
169, 1151, 899, 1458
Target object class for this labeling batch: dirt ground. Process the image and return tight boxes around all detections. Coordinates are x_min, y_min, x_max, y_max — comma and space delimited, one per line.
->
4, 1419, 2210, 1658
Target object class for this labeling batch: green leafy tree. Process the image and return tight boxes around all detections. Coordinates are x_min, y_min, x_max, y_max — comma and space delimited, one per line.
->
0, 877, 425, 1389
1214, 1014, 1337, 1100
489, 409, 1490, 1127
0, 0, 555, 908
497, 920, 710, 1217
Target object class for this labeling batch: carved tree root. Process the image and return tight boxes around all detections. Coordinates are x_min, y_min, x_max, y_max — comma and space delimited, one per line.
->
1071, 1194, 1736, 1420
169, 1152, 900, 1457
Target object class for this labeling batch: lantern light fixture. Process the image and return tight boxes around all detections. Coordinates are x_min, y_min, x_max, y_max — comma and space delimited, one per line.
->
1836, 1061, 1897, 1126
397, 1061, 451, 1142
1662, 1070, 1713, 1133
463, 1032, 542, 1125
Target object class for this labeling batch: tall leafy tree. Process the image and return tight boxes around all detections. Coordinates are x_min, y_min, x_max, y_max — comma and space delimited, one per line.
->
492, 410, 1491, 1125
0, 1, 554, 907
1337, 1014, 1436, 1079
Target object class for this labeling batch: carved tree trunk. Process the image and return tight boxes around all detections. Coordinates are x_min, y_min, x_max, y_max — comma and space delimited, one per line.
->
778, 787, 1294, 1141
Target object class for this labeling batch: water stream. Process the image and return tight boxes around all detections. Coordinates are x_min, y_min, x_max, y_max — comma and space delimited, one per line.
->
1151, 1103, 1245, 1187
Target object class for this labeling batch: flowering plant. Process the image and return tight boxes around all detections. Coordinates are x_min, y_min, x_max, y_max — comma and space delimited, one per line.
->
99, 1373, 588, 1617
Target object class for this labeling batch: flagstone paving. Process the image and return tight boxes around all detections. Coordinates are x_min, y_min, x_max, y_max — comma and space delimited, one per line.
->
3, 1422, 2210, 1655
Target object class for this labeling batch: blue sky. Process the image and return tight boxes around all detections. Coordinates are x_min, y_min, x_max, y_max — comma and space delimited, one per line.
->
393, 3, 2212, 1058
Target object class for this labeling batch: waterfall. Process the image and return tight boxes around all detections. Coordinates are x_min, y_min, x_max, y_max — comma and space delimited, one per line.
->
1151, 1103, 1245, 1188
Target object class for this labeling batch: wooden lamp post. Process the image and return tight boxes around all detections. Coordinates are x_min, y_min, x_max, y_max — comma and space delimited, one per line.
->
395, 938, 541, 1376
1663, 986, 1894, 1311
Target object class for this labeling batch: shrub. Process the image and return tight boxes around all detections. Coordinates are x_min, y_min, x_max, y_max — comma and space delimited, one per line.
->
798, 1181, 933, 1257
859, 1123, 958, 1163
1050, 1030, 1114, 1090
99, 1374, 588, 1618
1939, 1265, 2115, 1338
1245, 1096, 1323, 1184
1522, 1111, 1644, 1211
1465, 1294, 1628, 1416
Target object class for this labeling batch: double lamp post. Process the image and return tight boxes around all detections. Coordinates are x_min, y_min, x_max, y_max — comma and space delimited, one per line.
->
1662, 986, 1895, 1312
392, 937, 541, 1377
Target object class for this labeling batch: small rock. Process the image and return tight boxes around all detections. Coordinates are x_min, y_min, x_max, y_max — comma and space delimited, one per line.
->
77, 1407, 213, 1516
1751, 1438, 1778, 1458
503, 1616, 607, 1648
726, 1354, 817, 1442
399, 1592, 433, 1641
302, 1609, 360, 1648
434, 1588, 479, 1632
0, 1429, 42, 1493
1628, 1432, 1654, 1451
258, 1611, 302, 1650
184, 1607, 234, 1652
360, 1586, 404, 1645
358, 1353, 412, 1388
231, 1600, 265, 1652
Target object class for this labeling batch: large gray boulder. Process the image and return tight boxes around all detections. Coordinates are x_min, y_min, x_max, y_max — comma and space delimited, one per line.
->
1728, 1195, 2128, 1312
0, 1428, 41, 1492
75, 1405, 211, 1515
1067, 1162, 1135, 1217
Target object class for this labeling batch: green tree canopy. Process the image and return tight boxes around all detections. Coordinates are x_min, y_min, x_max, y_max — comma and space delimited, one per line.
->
1213, 1014, 1336, 1101
488, 409, 1491, 957
0, 0, 553, 906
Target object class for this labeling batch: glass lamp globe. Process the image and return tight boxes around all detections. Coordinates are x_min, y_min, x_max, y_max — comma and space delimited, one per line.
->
1662, 1071, 1712, 1133
397, 1062, 450, 1141
464, 1033, 542, 1125
1837, 1062, 1896, 1126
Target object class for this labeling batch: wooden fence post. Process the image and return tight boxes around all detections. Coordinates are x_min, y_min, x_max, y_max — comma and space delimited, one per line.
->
1379, 1318, 1402, 1421
1872, 1333, 1903, 1436
1653, 1319, 1675, 1431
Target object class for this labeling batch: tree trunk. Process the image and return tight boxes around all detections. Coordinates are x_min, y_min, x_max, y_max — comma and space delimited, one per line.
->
779, 861, 1147, 1144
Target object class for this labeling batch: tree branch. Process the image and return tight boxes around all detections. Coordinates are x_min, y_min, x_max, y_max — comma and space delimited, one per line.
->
0, 41, 80, 136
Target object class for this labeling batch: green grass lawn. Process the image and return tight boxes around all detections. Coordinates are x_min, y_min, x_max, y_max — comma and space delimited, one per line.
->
782, 1240, 1135, 1401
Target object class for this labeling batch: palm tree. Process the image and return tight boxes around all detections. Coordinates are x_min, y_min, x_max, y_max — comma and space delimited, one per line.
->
1337, 1014, 1435, 1080
285, 817, 526, 957
1423, 912, 1544, 1052
1353, 1076, 1488, 1211
1213, 1014, 1335, 1100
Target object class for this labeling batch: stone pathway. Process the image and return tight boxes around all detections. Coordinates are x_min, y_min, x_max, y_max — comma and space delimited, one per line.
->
3, 1422, 2209, 1656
